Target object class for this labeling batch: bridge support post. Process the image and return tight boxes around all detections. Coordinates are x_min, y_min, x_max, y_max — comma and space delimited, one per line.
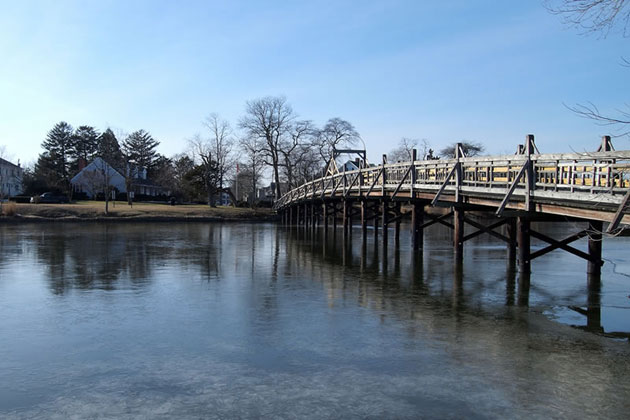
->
381, 201, 389, 249
373, 204, 379, 240
507, 218, 517, 265
587, 220, 603, 277
323, 202, 328, 230
343, 199, 350, 238
361, 200, 368, 238
394, 202, 401, 245
517, 217, 531, 273
333, 202, 338, 231
411, 202, 424, 250
304, 203, 309, 229
453, 207, 464, 258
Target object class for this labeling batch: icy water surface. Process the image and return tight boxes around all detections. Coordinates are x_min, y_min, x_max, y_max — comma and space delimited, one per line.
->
0, 222, 629, 419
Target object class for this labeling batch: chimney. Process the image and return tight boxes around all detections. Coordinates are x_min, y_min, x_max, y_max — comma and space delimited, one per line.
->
78, 158, 87, 171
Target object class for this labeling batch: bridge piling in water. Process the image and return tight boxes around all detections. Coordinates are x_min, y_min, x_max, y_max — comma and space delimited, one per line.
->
275, 134, 629, 277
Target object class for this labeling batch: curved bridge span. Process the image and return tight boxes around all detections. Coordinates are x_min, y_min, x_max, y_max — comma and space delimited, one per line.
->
274, 135, 630, 275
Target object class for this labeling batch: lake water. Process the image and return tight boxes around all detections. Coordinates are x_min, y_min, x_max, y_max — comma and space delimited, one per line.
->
0, 222, 629, 419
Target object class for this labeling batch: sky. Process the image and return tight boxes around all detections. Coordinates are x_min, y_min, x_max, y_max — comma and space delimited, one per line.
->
1, 0, 628, 167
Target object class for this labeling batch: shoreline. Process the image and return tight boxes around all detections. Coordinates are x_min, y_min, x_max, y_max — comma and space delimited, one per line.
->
0, 213, 279, 224
0, 202, 278, 224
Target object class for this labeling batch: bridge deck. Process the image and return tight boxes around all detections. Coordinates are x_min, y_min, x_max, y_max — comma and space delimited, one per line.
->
275, 150, 630, 227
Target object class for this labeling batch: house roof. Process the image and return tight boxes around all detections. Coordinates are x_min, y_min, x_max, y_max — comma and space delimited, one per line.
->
0, 157, 21, 169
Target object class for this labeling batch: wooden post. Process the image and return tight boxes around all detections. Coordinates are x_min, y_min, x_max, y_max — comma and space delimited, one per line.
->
453, 143, 464, 258
361, 200, 368, 238
411, 202, 423, 250
517, 271, 530, 306
332, 202, 338, 231
373, 203, 379, 240
587, 220, 603, 276
453, 207, 464, 257
323, 202, 328, 230
343, 199, 350, 238
525, 134, 535, 212
381, 201, 388, 248
507, 218, 517, 264
394, 201, 401, 245
586, 273, 602, 332
517, 216, 531, 273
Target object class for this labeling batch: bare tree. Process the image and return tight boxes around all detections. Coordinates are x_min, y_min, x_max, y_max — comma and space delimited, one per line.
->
280, 120, 316, 190
565, 101, 630, 137
239, 96, 294, 200
189, 134, 219, 206
239, 135, 266, 206
388, 138, 431, 162
203, 113, 235, 203
547, 1, 630, 136
314, 118, 361, 166
546, 0, 630, 36
440, 141, 485, 158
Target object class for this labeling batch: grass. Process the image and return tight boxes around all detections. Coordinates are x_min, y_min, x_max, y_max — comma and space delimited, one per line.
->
9, 201, 274, 220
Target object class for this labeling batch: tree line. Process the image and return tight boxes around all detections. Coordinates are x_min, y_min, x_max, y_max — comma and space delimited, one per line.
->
23, 95, 484, 206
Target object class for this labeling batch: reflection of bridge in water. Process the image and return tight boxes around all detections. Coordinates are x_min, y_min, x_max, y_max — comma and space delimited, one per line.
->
275, 135, 630, 279
279, 213, 630, 341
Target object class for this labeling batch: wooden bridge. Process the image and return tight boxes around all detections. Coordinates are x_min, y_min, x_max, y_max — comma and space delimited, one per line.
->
274, 135, 630, 276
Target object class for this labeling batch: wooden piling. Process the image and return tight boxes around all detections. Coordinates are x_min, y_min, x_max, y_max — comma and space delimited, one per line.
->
381, 201, 388, 249
411, 202, 423, 250
517, 217, 531, 273
453, 207, 464, 258
361, 200, 368, 238
587, 220, 603, 276
394, 202, 401, 245
507, 218, 517, 264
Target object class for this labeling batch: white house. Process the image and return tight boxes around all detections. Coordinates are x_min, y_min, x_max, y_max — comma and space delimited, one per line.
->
71, 158, 168, 198
70, 157, 127, 198
0, 157, 24, 197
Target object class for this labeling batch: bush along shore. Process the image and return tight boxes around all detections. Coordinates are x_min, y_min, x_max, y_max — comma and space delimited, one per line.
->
0, 202, 277, 223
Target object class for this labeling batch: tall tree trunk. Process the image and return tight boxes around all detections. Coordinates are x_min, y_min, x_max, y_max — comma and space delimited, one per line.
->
273, 153, 281, 200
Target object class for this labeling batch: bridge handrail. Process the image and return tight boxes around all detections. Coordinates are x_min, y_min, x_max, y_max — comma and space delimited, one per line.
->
273, 150, 630, 210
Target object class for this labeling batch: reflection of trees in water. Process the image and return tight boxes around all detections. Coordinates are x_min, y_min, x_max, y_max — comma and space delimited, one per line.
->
33, 224, 161, 294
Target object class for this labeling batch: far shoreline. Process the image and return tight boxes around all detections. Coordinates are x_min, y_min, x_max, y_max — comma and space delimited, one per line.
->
0, 202, 278, 224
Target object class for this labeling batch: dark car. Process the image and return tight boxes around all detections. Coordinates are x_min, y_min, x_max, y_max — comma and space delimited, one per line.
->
31, 192, 70, 204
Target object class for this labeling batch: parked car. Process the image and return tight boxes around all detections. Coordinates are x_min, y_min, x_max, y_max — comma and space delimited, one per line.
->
30, 192, 70, 204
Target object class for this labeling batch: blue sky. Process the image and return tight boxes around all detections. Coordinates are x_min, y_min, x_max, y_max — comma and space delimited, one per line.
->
1, 0, 628, 165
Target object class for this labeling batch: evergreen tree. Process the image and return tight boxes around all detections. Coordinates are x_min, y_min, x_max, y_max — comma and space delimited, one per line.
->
97, 128, 124, 169
39, 121, 74, 194
122, 130, 160, 170
70, 125, 100, 172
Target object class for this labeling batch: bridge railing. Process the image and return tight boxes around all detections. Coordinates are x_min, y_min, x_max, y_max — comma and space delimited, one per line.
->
274, 151, 630, 210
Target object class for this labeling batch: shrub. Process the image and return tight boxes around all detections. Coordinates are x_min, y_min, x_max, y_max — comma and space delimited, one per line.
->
2, 202, 17, 216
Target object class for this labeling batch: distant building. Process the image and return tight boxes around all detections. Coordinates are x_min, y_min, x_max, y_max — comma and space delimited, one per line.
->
257, 182, 287, 203
216, 191, 231, 206
340, 159, 360, 172
71, 158, 168, 198
70, 158, 127, 198
0, 157, 24, 197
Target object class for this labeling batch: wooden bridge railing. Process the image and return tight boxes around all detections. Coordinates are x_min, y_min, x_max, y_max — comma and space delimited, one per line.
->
274, 148, 630, 225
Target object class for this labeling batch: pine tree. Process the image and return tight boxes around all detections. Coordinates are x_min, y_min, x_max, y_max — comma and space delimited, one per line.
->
122, 130, 160, 171
39, 121, 74, 193
70, 125, 100, 172
97, 128, 124, 170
